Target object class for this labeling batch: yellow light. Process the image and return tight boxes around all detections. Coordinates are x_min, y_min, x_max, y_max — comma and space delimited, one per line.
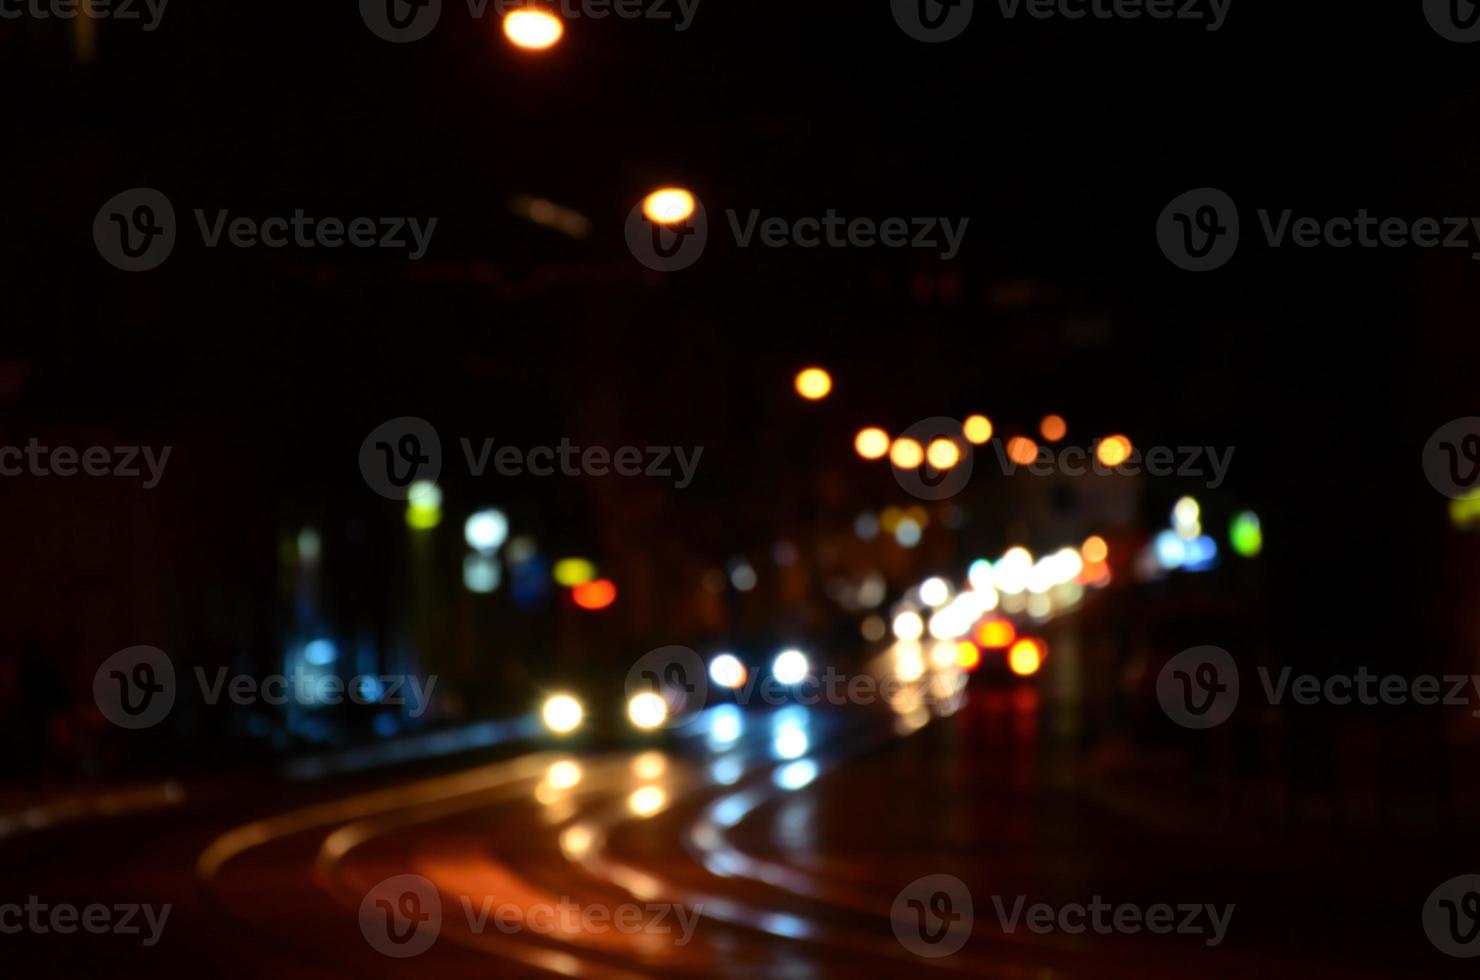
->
794, 367, 833, 401
890, 437, 925, 469
545, 759, 583, 790
627, 785, 667, 817
880, 506, 904, 533
641, 187, 695, 225
963, 414, 993, 444
1097, 435, 1132, 467
855, 427, 890, 460
926, 437, 961, 470
405, 480, 442, 530
541, 694, 584, 734
955, 641, 981, 671
553, 557, 597, 587
975, 618, 1016, 649
627, 692, 668, 730
1040, 414, 1067, 442
503, 9, 564, 50
1006, 436, 1038, 466
1081, 535, 1108, 564
1008, 638, 1045, 677
632, 751, 667, 781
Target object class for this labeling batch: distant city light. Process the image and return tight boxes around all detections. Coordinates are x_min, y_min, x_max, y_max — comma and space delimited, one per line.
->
1230, 510, 1263, 557
1172, 496, 1202, 539
855, 427, 890, 460
464, 509, 509, 553
541, 694, 584, 735
405, 480, 442, 530
463, 554, 501, 593
1006, 436, 1038, 466
503, 9, 564, 50
772, 649, 811, 685
641, 187, 696, 225
861, 615, 888, 642
303, 638, 337, 667
1008, 638, 1045, 676
1182, 535, 1219, 572
546, 759, 583, 790
926, 437, 961, 470
892, 610, 925, 642
297, 527, 322, 565
627, 692, 668, 730
794, 367, 833, 401
1096, 435, 1132, 467
854, 512, 880, 541
1154, 529, 1187, 569
627, 785, 667, 817
975, 617, 1016, 649
728, 559, 757, 592
1081, 534, 1109, 564
553, 557, 597, 587
955, 641, 981, 671
774, 725, 809, 760
963, 414, 993, 444
890, 437, 925, 469
572, 579, 617, 610
1040, 414, 1067, 442
894, 517, 923, 548
919, 577, 951, 608
709, 654, 748, 689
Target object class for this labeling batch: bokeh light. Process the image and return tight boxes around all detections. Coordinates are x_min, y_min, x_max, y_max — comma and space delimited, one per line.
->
1006, 436, 1038, 466
890, 437, 924, 469
503, 9, 564, 50
641, 187, 696, 225
1096, 435, 1132, 467
1081, 534, 1109, 564
572, 579, 617, 610
926, 437, 961, 469
709, 653, 748, 689
541, 694, 584, 735
1230, 510, 1263, 557
1008, 638, 1045, 676
405, 480, 442, 530
975, 617, 1016, 649
627, 692, 668, 730
963, 414, 993, 444
794, 367, 833, 401
553, 557, 596, 587
772, 649, 810, 685
1040, 414, 1067, 442
855, 427, 890, 460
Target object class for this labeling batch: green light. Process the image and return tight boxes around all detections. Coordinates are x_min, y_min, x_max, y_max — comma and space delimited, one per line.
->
553, 557, 597, 587
1229, 510, 1262, 558
1449, 489, 1480, 530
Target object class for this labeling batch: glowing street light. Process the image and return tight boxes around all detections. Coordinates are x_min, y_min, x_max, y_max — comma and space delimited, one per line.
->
503, 9, 564, 49
890, 437, 924, 469
642, 188, 696, 225
541, 694, 584, 734
963, 414, 993, 444
855, 427, 890, 460
794, 367, 833, 401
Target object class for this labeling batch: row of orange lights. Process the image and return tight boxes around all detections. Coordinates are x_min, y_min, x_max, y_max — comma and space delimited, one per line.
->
855, 417, 1133, 470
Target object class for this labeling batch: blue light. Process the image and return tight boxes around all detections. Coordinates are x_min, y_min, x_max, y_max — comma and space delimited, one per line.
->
304, 638, 338, 667
1154, 530, 1186, 570
707, 704, 743, 747
1182, 535, 1219, 572
775, 759, 818, 791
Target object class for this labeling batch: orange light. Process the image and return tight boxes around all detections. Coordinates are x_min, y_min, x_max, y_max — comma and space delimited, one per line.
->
855, 427, 890, 460
641, 187, 696, 225
572, 579, 617, 610
1040, 414, 1067, 442
1080, 559, 1111, 586
1008, 638, 1045, 676
794, 367, 833, 401
1096, 434, 1132, 467
926, 437, 961, 470
955, 641, 981, 671
1006, 436, 1038, 466
890, 437, 924, 469
503, 9, 564, 49
963, 414, 993, 444
1081, 535, 1108, 564
975, 618, 1017, 650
